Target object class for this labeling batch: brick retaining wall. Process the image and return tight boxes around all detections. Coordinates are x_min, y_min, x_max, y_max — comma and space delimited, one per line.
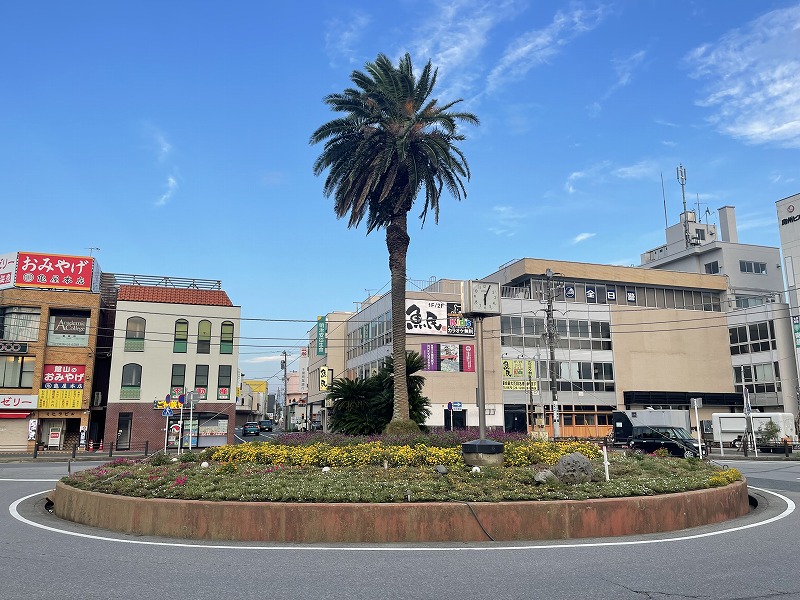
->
53, 480, 749, 543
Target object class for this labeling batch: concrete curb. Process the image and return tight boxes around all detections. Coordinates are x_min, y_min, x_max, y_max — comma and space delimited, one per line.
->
53, 480, 749, 543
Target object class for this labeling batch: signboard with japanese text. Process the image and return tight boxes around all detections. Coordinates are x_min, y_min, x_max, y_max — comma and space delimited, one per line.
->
316, 316, 327, 355
1, 394, 38, 410
794, 316, 800, 348
299, 347, 308, 393
15, 252, 95, 291
501, 358, 541, 394
406, 300, 474, 336
38, 389, 83, 409
243, 380, 266, 393
218, 387, 230, 400
319, 366, 330, 391
154, 397, 184, 410
47, 314, 90, 347
420, 344, 475, 372
0, 252, 16, 290
42, 364, 85, 389
194, 386, 207, 400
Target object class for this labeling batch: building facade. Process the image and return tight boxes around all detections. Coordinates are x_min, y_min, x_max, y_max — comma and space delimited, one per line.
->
0, 251, 102, 451
103, 277, 240, 452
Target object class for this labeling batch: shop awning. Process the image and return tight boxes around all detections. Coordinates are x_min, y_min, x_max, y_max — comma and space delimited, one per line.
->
0, 412, 31, 419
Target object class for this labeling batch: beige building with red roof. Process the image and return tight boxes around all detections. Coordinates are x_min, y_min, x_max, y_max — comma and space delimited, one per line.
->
103, 276, 240, 452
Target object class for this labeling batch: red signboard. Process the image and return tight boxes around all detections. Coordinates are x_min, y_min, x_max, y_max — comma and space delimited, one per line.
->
15, 252, 94, 291
42, 364, 86, 388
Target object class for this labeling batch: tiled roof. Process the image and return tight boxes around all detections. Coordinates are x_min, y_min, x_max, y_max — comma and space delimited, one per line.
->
117, 285, 234, 306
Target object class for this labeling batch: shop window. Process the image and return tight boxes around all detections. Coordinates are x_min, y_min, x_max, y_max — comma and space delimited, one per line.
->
174, 319, 188, 353
195, 364, 209, 391
125, 317, 145, 352
0, 356, 35, 387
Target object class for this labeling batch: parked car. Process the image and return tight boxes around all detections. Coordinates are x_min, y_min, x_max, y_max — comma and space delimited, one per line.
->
626, 425, 703, 458
242, 422, 260, 436
258, 419, 274, 432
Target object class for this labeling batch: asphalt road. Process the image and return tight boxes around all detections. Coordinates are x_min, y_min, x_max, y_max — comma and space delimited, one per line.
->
1, 459, 799, 600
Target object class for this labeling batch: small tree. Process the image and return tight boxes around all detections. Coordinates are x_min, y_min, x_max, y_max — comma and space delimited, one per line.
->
757, 420, 781, 444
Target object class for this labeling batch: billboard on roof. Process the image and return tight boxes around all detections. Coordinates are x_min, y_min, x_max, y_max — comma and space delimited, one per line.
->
14, 252, 97, 291
0, 252, 17, 290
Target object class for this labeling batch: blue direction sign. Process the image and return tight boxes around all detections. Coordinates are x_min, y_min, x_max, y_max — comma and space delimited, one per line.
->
162, 407, 174, 417
452, 401, 463, 412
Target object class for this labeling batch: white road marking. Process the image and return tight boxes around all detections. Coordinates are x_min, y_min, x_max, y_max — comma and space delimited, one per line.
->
7, 486, 793, 552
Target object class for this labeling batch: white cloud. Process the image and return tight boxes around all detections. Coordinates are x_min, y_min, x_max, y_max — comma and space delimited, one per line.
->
685, 4, 800, 148
487, 5, 609, 93
155, 174, 178, 207
613, 160, 659, 180
488, 204, 523, 236
325, 11, 370, 66
571, 232, 595, 244
245, 355, 286, 364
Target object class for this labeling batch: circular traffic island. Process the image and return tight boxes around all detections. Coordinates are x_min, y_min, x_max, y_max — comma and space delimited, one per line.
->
52, 443, 750, 543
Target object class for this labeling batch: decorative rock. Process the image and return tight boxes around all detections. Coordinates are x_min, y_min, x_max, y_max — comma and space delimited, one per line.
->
200, 461, 210, 468
553, 452, 593, 484
322, 466, 331, 473
471, 466, 481, 474
534, 469, 555, 484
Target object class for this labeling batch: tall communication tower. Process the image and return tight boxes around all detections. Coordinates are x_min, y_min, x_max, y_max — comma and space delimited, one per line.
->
677, 163, 689, 249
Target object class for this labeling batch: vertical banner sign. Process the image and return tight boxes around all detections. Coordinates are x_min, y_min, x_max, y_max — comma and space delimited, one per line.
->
793, 316, 800, 348
316, 316, 327, 356
319, 366, 330, 392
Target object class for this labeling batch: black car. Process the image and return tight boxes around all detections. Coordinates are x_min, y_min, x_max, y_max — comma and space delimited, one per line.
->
258, 419, 273, 432
627, 426, 703, 458
242, 422, 260, 436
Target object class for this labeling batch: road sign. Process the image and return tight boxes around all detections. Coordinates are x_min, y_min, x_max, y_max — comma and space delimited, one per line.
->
178, 394, 186, 405
162, 407, 173, 417
452, 401, 463, 412
447, 402, 453, 411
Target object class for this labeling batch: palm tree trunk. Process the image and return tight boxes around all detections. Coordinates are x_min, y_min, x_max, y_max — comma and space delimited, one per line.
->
386, 212, 410, 424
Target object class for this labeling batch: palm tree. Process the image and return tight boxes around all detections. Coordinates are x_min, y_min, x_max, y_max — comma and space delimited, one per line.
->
327, 351, 431, 435
310, 53, 478, 433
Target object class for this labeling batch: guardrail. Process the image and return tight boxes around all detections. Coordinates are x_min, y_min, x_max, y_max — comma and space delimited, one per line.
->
0, 441, 152, 460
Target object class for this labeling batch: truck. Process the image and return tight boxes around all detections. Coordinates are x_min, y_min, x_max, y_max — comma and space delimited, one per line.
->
711, 412, 796, 448
611, 409, 703, 458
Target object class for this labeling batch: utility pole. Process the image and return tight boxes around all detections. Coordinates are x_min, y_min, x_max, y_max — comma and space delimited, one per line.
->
677, 163, 690, 249
544, 269, 561, 439
282, 350, 289, 432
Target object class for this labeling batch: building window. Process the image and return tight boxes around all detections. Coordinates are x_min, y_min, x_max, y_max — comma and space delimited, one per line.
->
120, 363, 142, 399
171, 364, 186, 389
174, 319, 188, 353
218, 364, 232, 400
740, 260, 767, 274
0, 356, 35, 388
125, 317, 145, 352
704, 261, 720, 274
198, 320, 211, 354
220, 321, 234, 354
0, 307, 41, 342
729, 320, 777, 355
195, 364, 209, 390
48, 309, 90, 347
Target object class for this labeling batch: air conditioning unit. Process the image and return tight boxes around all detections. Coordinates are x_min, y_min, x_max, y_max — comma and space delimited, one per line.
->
93, 392, 102, 406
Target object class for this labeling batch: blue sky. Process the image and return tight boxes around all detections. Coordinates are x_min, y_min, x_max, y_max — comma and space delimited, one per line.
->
3, 1, 799, 389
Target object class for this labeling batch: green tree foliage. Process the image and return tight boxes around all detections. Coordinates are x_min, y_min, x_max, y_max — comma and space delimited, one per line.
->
328, 351, 432, 435
311, 53, 478, 432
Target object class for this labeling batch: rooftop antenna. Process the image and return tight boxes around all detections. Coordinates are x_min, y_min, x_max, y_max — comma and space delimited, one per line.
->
660, 172, 668, 230
676, 164, 689, 249
86, 247, 100, 257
